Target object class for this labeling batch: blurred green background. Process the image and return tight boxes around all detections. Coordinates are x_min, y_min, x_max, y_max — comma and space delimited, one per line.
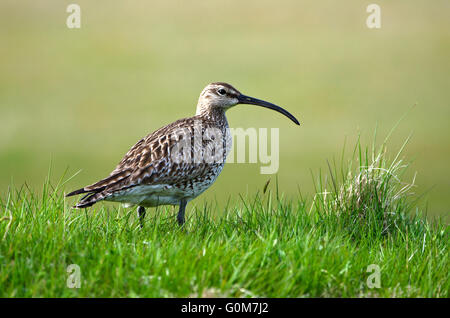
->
0, 1, 449, 219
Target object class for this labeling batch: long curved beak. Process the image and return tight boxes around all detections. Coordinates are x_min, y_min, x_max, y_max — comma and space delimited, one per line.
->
237, 94, 300, 125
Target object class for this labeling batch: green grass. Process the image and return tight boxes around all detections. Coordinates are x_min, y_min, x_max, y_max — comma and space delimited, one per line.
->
0, 138, 448, 297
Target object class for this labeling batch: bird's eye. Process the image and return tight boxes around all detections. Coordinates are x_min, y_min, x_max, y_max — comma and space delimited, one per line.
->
217, 88, 227, 96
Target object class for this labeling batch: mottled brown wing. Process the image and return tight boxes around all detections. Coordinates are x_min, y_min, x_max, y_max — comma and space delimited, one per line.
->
104, 116, 225, 191
67, 116, 226, 208
83, 118, 194, 192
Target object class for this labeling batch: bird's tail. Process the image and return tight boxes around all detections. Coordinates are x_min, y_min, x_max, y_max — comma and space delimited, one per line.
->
66, 187, 107, 208
66, 170, 132, 208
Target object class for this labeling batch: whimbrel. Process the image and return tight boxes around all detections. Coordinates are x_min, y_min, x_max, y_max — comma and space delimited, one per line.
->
67, 83, 299, 227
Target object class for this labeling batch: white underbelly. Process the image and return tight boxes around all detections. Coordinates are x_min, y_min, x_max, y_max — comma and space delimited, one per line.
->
104, 181, 215, 207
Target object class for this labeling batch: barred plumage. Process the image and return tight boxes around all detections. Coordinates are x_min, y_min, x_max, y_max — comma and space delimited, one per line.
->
67, 82, 299, 226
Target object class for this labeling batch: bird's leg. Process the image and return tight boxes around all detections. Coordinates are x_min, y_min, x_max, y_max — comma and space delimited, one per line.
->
137, 206, 146, 228
177, 199, 187, 226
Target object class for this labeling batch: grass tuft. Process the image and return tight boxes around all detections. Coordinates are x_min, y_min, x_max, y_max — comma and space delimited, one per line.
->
311, 134, 421, 241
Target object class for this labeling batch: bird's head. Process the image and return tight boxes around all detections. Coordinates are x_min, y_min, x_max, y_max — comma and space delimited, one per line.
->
196, 82, 300, 125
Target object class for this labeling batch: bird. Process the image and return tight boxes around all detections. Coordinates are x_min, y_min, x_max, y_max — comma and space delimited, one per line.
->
66, 82, 299, 227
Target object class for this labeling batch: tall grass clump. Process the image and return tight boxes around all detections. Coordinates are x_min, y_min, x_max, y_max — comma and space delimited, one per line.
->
311, 132, 422, 241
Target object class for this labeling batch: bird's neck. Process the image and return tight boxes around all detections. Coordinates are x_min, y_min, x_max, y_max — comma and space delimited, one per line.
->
195, 106, 229, 128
